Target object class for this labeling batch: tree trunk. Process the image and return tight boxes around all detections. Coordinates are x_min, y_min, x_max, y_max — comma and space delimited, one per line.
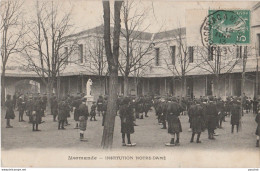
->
123, 75, 129, 96
181, 76, 186, 97
101, 69, 118, 148
215, 74, 220, 98
1, 69, 6, 106
101, 1, 122, 149
46, 81, 53, 115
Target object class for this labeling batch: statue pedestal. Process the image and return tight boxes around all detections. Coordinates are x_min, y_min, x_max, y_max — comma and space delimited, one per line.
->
84, 95, 94, 108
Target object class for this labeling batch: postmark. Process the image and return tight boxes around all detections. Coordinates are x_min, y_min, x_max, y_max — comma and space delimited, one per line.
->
200, 10, 250, 46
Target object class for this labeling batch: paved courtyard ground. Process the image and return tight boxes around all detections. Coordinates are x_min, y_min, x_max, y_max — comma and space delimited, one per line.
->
1, 108, 260, 167
1, 108, 259, 150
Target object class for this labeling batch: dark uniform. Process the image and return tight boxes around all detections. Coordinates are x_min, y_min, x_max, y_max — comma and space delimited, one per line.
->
205, 101, 218, 139
5, 95, 15, 128
90, 102, 97, 121
119, 97, 135, 145
58, 100, 67, 129
26, 97, 34, 123
32, 98, 42, 131
51, 97, 58, 121
97, 96, 104, 116
230, 101, 241, 133
17, 97, 26, 122
166, 100, 182, 145
189, 103, 205, 143
72, 97, 82, 129
217, 100, 226, 128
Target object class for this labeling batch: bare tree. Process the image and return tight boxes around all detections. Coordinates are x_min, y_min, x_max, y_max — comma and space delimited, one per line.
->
163, 27, 197, 97
195, 45, 241, 98
23, 1, 78, 111
1, 0, 26, 104
101, 0, 123, 149
83, 31, 108, 95
119, 0, 155, 96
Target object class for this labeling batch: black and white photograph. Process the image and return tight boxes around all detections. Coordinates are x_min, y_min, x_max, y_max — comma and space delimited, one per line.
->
1, 0, 260, 168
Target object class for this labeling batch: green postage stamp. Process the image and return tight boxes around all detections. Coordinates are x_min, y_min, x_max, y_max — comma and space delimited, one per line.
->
208, 10, 250, 45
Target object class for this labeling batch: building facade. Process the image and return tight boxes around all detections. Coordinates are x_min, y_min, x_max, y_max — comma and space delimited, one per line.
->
2, 3, 260, 100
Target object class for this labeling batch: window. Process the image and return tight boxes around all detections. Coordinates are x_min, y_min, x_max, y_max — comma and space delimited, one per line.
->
155, 48, 160, 66
236, 46, 242, 58
79, 44, 83, 63
208, 46, 214, 61
170, 46, 176, 65
188, 46, 194, 63
64, 47, 68, 64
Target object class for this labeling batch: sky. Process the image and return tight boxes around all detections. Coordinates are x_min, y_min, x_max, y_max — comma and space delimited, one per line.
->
20, 0, 257, 33
4, 0, 258, 67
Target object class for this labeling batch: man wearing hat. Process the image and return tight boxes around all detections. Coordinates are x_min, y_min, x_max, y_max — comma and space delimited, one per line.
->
230, 99, 241, 133
205, 96, 218, 140
119, 97, 135, 146
5, 94, 15, 128
78, 98, 89, 141
165, 97, 182, 146
17, 96, 26, 122
189, 100, 205, 143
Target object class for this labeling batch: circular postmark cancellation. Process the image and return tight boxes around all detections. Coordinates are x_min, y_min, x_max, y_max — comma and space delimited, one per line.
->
200, 10, 250, 47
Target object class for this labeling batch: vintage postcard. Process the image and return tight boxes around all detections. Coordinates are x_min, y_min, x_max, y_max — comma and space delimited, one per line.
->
1, 0, 260, 168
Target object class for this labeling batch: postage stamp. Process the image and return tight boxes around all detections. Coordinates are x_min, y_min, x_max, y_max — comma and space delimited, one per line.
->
201, 10, 250, 46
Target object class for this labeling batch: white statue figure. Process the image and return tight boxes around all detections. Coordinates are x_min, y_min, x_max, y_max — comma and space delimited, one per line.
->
86, 79, 93, 96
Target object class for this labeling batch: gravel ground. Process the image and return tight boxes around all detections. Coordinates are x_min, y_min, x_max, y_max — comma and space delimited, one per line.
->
1, 108, 258, 150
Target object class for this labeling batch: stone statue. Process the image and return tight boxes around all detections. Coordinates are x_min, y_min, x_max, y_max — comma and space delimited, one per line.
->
86, 79, 93, 96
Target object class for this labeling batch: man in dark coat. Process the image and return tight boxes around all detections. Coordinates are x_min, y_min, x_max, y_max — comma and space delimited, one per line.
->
90, 102, 97, 121
119, 97, 135, 146
161, 99, 168, 129
230, 100, 241, 133
97, 95, 104, 116
17, 96, 26, 122
58, 99, 68, 130
205, 97, 218, 140
217, 100, 226, 128
26, 96, 34, 123
165, 98, 182, 145
189, 101, 205, 143
73, 96, 82, 129
32, 98, 42, 131
51, 96, 58, 122
78, 98, 89, 137
5, 94, 15, 128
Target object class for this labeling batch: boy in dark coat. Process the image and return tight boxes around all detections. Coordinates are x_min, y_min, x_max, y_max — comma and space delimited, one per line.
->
17, 96, 26, 122
189, 101, 205, 143
51, 97, 58, 122
119, 97, 135, 146
90, 102, 97, 121
58, 99, 67, 130
166, 98, 182, 146
32, 98, 42, 131
230, 100, 241, 133
97, 95, 104, 116
73, 97, 82, 129
205, 97, 218, 140
78, 99, 89, 141
5, 94, 14, 128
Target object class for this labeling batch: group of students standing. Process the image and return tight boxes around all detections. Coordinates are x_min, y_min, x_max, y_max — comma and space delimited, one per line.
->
3, 93, 260, 147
